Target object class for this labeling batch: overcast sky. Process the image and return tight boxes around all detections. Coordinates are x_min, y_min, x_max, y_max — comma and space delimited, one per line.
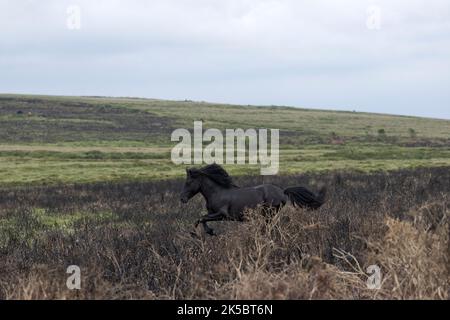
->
1, 0, 449, 119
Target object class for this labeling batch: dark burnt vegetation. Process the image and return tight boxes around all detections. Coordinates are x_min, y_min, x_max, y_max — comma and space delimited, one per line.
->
0, 96, 174, 143
0, 167, 448, 299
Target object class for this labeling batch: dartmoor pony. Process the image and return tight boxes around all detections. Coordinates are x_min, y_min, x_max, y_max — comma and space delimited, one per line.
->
180, 164, 326, 235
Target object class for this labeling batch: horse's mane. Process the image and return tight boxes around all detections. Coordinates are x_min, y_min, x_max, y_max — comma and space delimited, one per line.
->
191, 164, 237, 188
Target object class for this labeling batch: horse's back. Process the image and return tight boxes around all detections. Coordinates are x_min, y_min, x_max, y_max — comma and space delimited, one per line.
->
253, 184, 287, 207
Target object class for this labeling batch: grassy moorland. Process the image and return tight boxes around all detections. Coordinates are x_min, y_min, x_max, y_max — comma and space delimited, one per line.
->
0, 94, 449, 186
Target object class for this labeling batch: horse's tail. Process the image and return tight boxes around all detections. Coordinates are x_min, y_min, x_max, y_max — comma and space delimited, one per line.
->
284, 186, 326, 209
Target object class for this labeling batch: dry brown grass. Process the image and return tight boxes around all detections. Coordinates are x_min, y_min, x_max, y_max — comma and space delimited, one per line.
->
207, 206, 449, 300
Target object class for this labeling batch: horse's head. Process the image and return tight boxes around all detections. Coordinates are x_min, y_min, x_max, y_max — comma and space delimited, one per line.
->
180, 168, 202, 203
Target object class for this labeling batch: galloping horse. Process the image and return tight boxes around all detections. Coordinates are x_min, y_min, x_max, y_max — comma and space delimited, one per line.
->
180, 164, 326, 235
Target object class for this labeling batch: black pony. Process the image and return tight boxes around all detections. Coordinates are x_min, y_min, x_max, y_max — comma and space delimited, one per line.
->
180, 164, 326, 235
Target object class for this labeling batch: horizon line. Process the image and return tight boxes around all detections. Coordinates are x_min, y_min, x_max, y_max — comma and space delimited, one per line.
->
1, 92, 449, 121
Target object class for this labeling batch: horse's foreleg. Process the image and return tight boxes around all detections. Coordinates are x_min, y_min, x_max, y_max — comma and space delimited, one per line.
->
195, 211, 225, 236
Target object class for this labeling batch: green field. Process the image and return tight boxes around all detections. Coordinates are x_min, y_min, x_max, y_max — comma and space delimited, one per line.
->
0, 94, 449, 186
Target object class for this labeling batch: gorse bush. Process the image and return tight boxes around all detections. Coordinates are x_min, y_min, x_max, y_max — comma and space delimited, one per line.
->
0, 167, 448, 299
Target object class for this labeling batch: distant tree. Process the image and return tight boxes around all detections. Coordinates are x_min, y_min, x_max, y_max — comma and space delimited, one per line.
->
377, 129, 386, 138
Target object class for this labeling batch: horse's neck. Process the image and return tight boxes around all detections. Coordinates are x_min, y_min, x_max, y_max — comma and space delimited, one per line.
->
199, 177, 227, 202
